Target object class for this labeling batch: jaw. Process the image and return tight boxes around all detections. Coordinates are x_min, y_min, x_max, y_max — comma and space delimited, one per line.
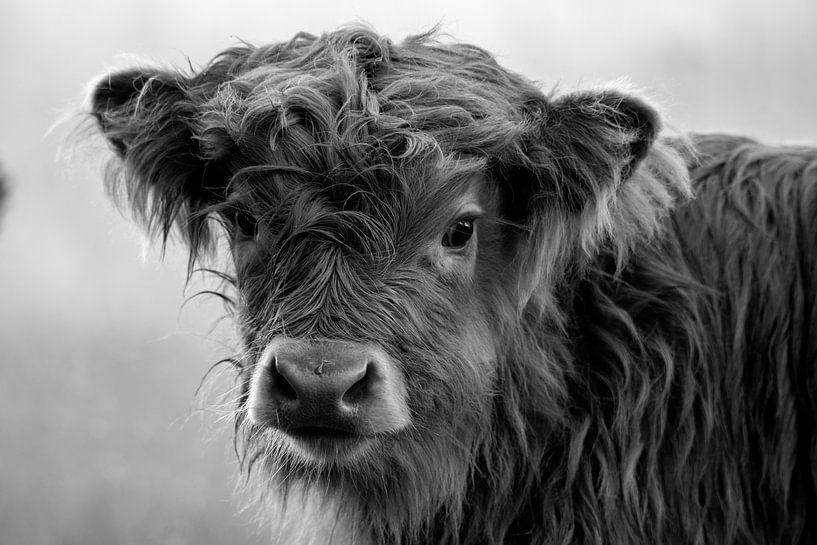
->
256, 478, 371, 545
243, 415, 484, 529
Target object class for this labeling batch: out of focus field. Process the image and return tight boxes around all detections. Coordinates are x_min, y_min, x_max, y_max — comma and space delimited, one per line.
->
0, 1, 814, 544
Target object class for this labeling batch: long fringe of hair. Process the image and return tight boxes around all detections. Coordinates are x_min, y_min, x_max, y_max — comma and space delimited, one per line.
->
89, 26, 817, 545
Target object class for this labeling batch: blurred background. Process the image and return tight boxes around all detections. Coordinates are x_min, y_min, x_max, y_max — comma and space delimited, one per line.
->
0, 1, 815, 543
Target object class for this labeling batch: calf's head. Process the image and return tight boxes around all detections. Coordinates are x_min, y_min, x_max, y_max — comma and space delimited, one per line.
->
90, 27, 689, 543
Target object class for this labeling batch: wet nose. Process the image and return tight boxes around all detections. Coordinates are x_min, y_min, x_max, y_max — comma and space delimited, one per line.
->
248, 338, 410, 435
273, 343, 371, 422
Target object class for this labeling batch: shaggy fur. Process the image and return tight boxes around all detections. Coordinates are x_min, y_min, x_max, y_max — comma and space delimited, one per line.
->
89, 27, 817, 545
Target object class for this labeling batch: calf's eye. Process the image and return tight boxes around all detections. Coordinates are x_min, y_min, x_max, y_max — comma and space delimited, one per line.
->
233, 208, 258, 239
441, 218, 474, 249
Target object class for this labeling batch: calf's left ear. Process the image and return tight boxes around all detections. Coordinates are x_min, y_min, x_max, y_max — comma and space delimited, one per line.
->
519, 88, 690, 254
510, 89, 690, 302
537, 89, 659, 212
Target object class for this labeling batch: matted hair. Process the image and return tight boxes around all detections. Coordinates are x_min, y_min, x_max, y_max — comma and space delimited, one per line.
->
92, 26, 690, 276
88, 26, 817, 545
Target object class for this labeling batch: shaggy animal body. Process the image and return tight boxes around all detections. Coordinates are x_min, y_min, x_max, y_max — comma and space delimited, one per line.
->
90, 27, 817, 545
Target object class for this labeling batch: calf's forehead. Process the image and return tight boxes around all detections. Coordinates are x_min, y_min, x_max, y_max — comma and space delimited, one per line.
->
225, 156, 498, 230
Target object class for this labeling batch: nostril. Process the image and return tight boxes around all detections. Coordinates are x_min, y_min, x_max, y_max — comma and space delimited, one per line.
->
341, 361, 373, 404
271, 357, 298, 402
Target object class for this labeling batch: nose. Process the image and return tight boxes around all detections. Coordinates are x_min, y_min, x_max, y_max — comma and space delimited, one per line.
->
273, 342, 371, 424
248, 338, 410, 436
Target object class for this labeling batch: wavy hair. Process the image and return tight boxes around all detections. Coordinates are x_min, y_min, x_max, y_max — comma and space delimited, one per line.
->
88, 26, 816, 545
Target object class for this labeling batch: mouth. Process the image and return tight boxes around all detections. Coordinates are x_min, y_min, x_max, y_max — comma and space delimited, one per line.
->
288, 426, 358, 440
280, 426, 374, 464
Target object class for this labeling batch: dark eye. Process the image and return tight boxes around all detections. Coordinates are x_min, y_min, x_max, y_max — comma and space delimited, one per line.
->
233, 208, 258, 239
441, 218, 475, 249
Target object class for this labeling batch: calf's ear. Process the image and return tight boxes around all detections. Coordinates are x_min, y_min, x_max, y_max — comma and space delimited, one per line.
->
512, 89, 691, 303
91, 68, 226, 251
542, 89, 658, 204
521, 89, 690, 253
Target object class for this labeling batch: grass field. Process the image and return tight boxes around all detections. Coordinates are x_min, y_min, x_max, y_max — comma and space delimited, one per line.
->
0, 1, 814, 543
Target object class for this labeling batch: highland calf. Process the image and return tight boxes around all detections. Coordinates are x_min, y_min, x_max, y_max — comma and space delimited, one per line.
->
90, 27, 817, 545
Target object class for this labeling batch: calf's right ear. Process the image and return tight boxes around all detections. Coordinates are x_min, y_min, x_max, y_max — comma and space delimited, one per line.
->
91, 68, 225, 250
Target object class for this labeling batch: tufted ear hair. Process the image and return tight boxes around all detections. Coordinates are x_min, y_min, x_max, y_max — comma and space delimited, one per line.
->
90, 67, 230, 255
511, 89, 692, 305
542, 90, 659, 206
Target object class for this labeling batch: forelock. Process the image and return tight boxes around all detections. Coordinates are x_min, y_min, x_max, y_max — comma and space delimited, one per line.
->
191, 26, 545, 195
